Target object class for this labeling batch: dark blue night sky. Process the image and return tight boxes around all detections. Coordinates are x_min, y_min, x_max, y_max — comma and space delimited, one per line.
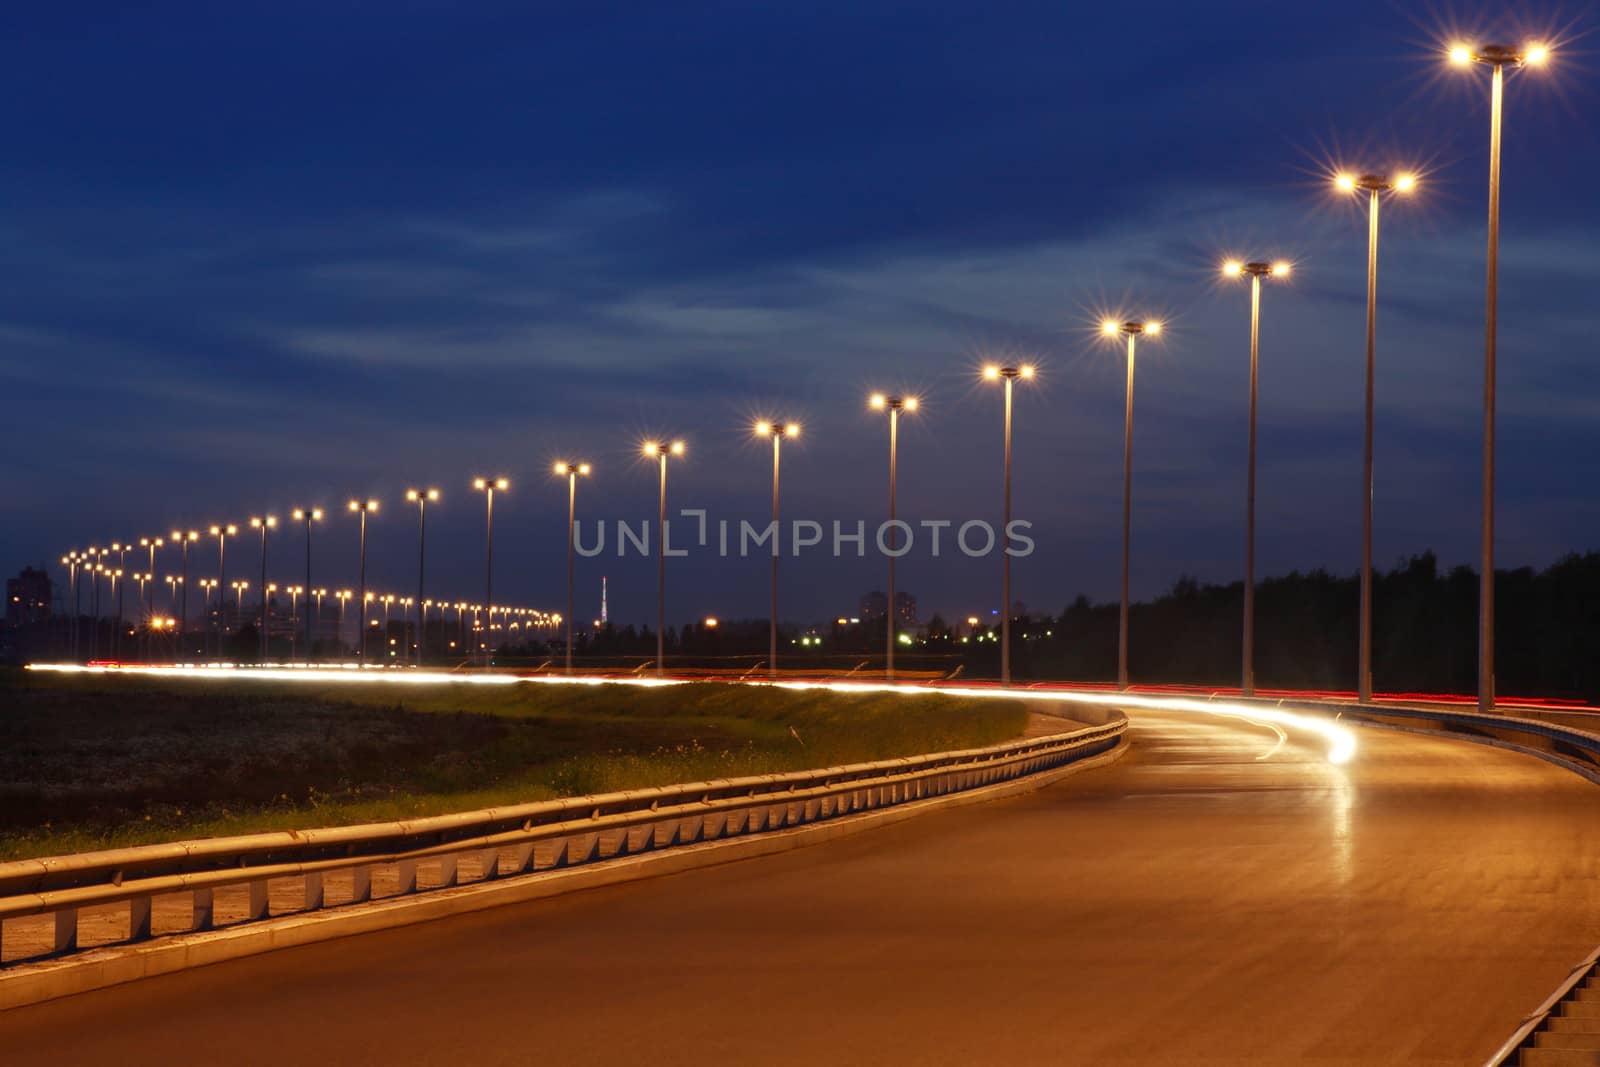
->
3, 3, 1596, 628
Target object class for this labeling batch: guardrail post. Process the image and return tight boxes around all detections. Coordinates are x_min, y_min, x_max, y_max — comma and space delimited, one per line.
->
304, 872, 324, 910
128, 895, 152, 941
350, 865, 372, 903
396, 860, 417, 895
54, 908, 79, 953
437, 855, 458, 888
192, 888, 214, 931
247, 879, 269, 920
477, 849, 500, 881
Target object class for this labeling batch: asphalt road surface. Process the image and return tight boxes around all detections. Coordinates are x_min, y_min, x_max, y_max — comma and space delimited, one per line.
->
5, 708, 1599, 1065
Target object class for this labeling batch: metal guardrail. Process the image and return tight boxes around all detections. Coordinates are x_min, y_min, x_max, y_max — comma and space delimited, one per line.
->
1287, 700, 1600, 785
0, 717, 1125, 969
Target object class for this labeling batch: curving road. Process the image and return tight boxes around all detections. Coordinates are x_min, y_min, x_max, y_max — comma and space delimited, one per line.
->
4, 708, 1600, 1065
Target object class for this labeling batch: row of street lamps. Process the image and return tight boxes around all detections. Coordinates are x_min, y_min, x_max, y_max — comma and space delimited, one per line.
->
50, 42, 1549, 709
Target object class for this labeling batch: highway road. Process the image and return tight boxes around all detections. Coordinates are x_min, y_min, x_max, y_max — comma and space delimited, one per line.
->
4, 707, 1599, 1065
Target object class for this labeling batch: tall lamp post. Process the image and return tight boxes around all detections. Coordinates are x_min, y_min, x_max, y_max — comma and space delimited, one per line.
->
111, 543, 128, 659
164, 575, 182, 632
754, 422, 799, 678
1102, 318, 1163, 691
249, 516, 277, 660
347, 500, 379, 662
404, 489, 439, 666
61, 553, 80, 660
1449, 40, 1549, 713
290, 508, 322, 663
336, 589, 352, 653
1222, 260, 1290, 697
208, 525, 237, 660
132, 571, 152, 660
139, 537, 163, 660
170, 529, 198, 657
642, 442, 684, 676
1335, 171, 1416, 703
85, 546, 106, 660
868, 395, 917, 679
982, 363, 1034, 685
471, 478, 509, 667
554, 463, 591, 673
199, 578, 218, 647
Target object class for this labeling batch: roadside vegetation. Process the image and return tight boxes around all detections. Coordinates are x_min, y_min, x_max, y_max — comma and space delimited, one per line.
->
0, 670, 1026, 861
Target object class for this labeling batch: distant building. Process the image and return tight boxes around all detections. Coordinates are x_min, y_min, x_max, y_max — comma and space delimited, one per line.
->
6, 567, 52, 626
895, 592, 917, 624
859, 590, 917, 625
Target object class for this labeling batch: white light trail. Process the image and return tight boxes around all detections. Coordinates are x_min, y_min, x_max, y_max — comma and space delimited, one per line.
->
23, 663, 1357, 763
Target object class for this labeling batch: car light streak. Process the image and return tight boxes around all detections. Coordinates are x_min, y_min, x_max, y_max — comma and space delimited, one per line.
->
24, 663, 1359, 764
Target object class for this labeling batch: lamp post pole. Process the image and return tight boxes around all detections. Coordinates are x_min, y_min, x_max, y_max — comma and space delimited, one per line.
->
291, 509, 322, 663
250, 516, 276, 661
642, 443, 683, 676
140, 537, 163, 661
471, 478, 509, 668
348, 500, 378, 663
983, 364, 1033, 685
1104, 319, 1162, 690
869, 396, 916, 679
209, 526, 236, 661
1449, 41, 1548, 711
406, 490, 439, 666
1335, 171, 1416, 703
554, 463, 591, 673
754, 424, 798, 677
1223, 260, 1288, 697
112, 543, 127, 659
171, 530, 197, 657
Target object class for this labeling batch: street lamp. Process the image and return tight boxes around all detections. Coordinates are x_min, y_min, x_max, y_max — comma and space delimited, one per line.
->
290, 508, 323, 663
335, 589, 352, 653
1222, 259, 1290, 697
199, 578, 218, 644
169, 529, 199, 654
139, 537, 163, 659
382, 594, 396, 652
470, 478, 509, 667
62, 552, 82, 660
1334, 171, 1417, 703
231, 580, 249, 635
208, 524, 238, 660
132, 571, 152, 658
868, 395, 918, 679
312, 586, 327, 650
110, 543, 128, 659
249, 516, 277, 660
164, 575, 181, 620
347, 499, 379, 662
1102, 318, 1163, 690
1448, 40, 1550, 712
285, 585, 303, 659
754, 422, 799, 677
405, 489, 439, 666
553, 463, 591, 672
981, 363, 1034, 685
641, 442, 684, 675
